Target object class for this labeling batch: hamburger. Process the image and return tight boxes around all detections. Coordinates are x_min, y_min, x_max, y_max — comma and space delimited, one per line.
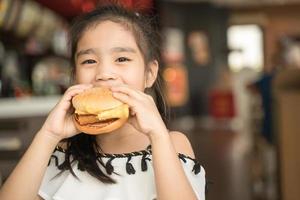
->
72, 87, 129, 135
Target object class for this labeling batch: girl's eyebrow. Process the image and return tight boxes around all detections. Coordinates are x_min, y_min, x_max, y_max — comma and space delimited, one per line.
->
110, 47, 137, 53
76, 48, 97, 58
76, 47, 137, 58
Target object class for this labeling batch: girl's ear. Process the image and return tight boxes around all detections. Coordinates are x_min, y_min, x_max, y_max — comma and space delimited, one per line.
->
145, 60, 159, 88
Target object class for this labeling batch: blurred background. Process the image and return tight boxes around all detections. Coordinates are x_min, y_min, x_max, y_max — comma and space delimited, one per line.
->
1, 0, 300, 199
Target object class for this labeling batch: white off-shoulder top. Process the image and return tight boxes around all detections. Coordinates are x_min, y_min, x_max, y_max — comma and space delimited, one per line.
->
38, 146, 206, 200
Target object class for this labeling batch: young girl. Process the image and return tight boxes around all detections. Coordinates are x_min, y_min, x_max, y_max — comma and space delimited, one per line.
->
0, 5, 206, 200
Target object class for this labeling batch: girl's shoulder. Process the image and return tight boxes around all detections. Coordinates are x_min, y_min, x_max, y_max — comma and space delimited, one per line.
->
169, 131, 196, 159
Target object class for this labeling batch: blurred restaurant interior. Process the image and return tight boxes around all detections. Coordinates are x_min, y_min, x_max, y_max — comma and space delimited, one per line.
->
1, 0, 300, 199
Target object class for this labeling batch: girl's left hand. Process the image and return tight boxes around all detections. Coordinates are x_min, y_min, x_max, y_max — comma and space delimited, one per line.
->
111, 85, 167, 137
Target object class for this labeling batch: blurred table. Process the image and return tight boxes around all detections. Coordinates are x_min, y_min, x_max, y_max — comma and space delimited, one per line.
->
0, 96, 59, 184
169, 116, 252, 200
0, 96, 60, 119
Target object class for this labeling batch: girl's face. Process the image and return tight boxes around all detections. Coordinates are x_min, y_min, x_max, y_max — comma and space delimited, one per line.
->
75, 20, 157, 90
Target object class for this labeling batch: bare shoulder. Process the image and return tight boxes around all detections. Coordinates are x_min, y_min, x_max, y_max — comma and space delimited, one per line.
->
36, 195, 44, 200
169, 131, 195, 158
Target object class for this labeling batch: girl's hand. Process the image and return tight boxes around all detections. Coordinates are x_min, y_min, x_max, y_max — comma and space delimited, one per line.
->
40, 84, 93, 141
111, 85, 167, 137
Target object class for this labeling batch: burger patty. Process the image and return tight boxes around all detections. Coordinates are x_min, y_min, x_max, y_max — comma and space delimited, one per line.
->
75, 114, 118, 126
88, 119, 118, 128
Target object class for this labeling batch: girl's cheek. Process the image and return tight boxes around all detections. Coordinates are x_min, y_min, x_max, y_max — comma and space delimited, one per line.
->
75, 70, 95, 84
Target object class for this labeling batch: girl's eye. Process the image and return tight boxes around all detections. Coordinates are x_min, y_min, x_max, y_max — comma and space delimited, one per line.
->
81, 59, 96, 64
116, 57, 131, 62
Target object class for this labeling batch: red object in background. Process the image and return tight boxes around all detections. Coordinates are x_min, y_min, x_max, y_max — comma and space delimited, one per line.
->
209, 89, 236, 119
81, 1, 96, 12
163, 64, 189, 107
35, 0, 153, 19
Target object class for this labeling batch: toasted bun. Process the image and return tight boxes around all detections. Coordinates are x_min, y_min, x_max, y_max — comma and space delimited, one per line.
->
72, 87, 124, 115
72, 87, 129, 135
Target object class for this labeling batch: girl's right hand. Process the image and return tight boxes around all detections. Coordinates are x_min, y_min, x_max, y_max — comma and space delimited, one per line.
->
40, 84, 93, 141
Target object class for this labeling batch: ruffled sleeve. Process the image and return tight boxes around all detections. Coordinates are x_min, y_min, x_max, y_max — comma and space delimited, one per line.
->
38, 149, 68, 200
178, 153, 206, 200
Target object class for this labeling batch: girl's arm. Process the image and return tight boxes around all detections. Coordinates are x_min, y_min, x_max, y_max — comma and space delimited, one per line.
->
0, 84, 92, 200
150, 130, 199, 200
111, 85, 200, 200
0, 131, 60, 200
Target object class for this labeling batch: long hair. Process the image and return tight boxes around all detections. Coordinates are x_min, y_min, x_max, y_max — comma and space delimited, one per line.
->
58, 4, 169, 184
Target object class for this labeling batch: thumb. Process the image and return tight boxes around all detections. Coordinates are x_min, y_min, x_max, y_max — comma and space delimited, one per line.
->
127, 116, 139, 129
68, 106, 75, 115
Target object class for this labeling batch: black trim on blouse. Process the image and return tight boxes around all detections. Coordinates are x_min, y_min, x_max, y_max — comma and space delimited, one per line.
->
50, 145, 202, 175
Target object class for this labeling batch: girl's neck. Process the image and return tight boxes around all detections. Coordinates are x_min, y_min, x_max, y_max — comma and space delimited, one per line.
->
95, 123, 150, 154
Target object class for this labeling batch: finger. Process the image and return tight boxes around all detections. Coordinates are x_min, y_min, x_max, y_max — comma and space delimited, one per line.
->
111, 85, 144, 100
127, 116, 139, 128
62, 84, 93, 101
65, 83, 93, 93
130, 109, 136, 116
58, 87, 92, 111
112, 91, 137, 109
67, 105, 75, 115
62, 85, 92, 102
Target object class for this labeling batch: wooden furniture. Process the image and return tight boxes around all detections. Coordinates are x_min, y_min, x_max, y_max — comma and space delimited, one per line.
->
273, 69, 300, 200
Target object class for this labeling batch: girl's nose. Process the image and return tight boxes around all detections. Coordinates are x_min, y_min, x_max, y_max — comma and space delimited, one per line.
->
95, 64, 117, 82
95, 71, 117, 81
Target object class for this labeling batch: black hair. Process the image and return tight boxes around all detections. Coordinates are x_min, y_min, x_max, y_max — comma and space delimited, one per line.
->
58, 4, 169, 184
